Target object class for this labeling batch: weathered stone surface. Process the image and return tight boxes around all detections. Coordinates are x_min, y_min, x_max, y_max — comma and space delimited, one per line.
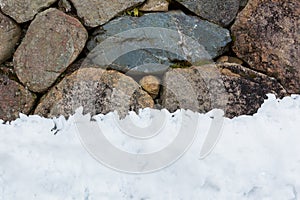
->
0, 11, 21, 65
35, 67, 154, 118
175, 0, 240, 26
0, 74, 36, 121
161, 66, 213, 113
0, 0, 57, 23
161, 63, 286, 117
219, 63, 286, 117
87, 11, 231, 74
231, 0, 300, 93
139, 0, 169, 12
14, 8, 88, 93
69, 0, 145, 27
139, 75, 161, 98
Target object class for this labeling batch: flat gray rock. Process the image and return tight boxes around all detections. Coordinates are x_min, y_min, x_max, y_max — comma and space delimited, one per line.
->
87, 11, 231, 75
174, 0, 240, 26
0, 74, 37, 121
0, 11, 21, 65
35, 67, 154, 118
14, 8, 88, 93
0, 0, 57, 23
69, 0, 145, 27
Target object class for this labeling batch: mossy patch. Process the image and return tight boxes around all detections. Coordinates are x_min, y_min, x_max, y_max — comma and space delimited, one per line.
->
170, 60, 191, 68
125, 8, 143, 17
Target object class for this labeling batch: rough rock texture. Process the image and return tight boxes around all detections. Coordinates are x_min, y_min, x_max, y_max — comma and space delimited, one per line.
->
231, 0, 300, 94
239, 0, 248, 8
0, 11, 21, 65
161, 65, 226, 114
161, 63, 286, 117
139, 0, 169, 12
87, 11, 231, 74
35, 67, 154, 118
139, 75, 161, 98
0, 74, 37, 121
0, 0, 57, 23
14, 8, 88, 93
219, 63, 286, 117
175, 0, 240, 26
69, 0, 145, 27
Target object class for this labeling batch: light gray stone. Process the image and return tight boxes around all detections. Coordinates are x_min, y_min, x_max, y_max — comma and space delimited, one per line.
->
35, 67, 154, 118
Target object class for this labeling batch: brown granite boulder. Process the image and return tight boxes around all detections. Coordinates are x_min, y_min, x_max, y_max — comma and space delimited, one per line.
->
0, 74, 37, 121
161, 63, 286, 117
0, 0, 57, 23
0, 11, 21, 65
69, 0, 145, 27
35, 67, 154, 118
14, 8, 88, 93
231, 0, 300, 93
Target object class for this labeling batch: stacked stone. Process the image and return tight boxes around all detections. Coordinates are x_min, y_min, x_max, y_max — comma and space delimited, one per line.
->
0, 0, 298, 120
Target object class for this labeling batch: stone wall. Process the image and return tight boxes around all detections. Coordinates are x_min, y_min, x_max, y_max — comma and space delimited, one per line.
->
0, 0, 299, 121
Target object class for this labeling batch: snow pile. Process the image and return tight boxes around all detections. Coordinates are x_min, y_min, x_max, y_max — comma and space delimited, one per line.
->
0, 94, 300, 200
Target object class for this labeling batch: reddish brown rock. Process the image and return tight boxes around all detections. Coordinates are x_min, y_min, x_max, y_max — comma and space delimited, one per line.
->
35, 67, 154, 118
231, 0, 300, 93
14, 8, 88, 93
0, 0, 57, 23
0, 74, 36, 121
0, 11, 21, 65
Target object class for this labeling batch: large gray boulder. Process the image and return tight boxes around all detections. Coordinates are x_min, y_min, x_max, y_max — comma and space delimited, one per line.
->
231, 0, 300, 94
14, 8, 88, 93
87, 11, 231, 75
0, 11, 21, 65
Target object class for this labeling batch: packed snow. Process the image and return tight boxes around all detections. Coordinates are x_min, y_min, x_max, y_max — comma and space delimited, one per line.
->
0, 94, 300, 200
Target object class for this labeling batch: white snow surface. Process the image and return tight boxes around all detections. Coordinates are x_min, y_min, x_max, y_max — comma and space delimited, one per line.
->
0, 94, 300, 200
